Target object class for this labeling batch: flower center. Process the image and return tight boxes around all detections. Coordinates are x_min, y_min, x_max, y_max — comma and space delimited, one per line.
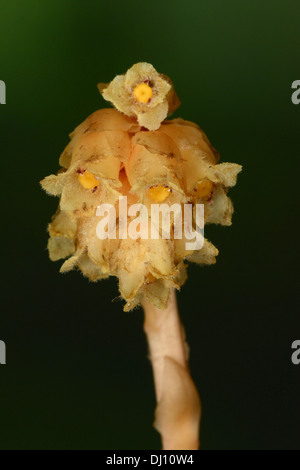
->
133, 82, 153, 103
147, 185, 171, 202
195, 180, 214, 198
77, 169, 99, 189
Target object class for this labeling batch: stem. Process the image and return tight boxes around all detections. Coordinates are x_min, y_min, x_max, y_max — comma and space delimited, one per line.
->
142, 288, 201, 450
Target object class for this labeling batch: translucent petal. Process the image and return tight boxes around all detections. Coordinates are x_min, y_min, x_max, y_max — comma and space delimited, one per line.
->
60, 251, 81, 273
118, 264, 146, 301
60, 172, 103, 216
48, 210, 77, 238
125, 142, 183, 194
144, 279, 170, 309
40, 173, 66, 196
47, 236, 75, 261
83, 108, 140, 132
146, 238, 176, 278
206, 185, 234, 226
161, 119, 219, 164
136, 101, 169, 131
209, 162, 242, 187
59, 108, 139, 168
187, 239, 219, 265
132, 130, 181, 160
101, 75, 133, 116
77, 253, 109, 281
70, 130, 130, 181
86, 219, 118, 273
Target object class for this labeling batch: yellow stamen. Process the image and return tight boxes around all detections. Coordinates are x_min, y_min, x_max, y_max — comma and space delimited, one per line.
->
78, 170, 99, 189
133, 82, 153, 103
147, 185, 171, 202
195, 180, 214, 198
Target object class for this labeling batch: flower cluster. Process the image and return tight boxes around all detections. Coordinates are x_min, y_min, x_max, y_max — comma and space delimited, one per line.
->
41, 64, 241, 311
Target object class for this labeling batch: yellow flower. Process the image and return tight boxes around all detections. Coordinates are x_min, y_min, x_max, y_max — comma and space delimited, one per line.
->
98, 62, 180, 131
41, 64, 241, 311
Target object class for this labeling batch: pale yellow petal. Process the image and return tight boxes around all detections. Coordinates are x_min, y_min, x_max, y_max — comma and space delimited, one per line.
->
59, 121, 90, 168
187, 239, 219, 265
40, 173, 66, 196
59, 173, 101, 216
48, 210, 77, 238
47, 236, 75, 261
87, 220, 118, 273
101, 75, 133, 116
132, 130, 181, 160
206, 185, 234, 226
123, 292, 143, 312
59, 108, 139, 168
209, 162, 242, 187
161, 119, 218, 164
126, 142, 183, 195
118, 264, 146, 301
144, 279, 170, 309
60, 251, 81, 273
136, 101, 169, 131
174, 235, 194, 261
77, 253, 109, 281
171, 263, 188, 288
125, 62, 158, 87
84, 108, 139, 132
70, 130, 129, 181
146, 239, 176, 278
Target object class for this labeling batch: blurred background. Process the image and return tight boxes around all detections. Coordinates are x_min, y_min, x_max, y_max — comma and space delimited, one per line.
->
0, 0, 299, 450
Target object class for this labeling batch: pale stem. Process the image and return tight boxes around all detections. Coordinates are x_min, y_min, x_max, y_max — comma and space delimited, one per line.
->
142, 288, 201, 450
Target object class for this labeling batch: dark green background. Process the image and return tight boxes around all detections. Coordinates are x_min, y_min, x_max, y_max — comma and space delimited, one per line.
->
0, 0, 299, 450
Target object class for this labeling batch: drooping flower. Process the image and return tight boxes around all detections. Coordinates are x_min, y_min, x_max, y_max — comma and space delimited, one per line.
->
41, 64, 241, 311
98, 62, 180, 131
